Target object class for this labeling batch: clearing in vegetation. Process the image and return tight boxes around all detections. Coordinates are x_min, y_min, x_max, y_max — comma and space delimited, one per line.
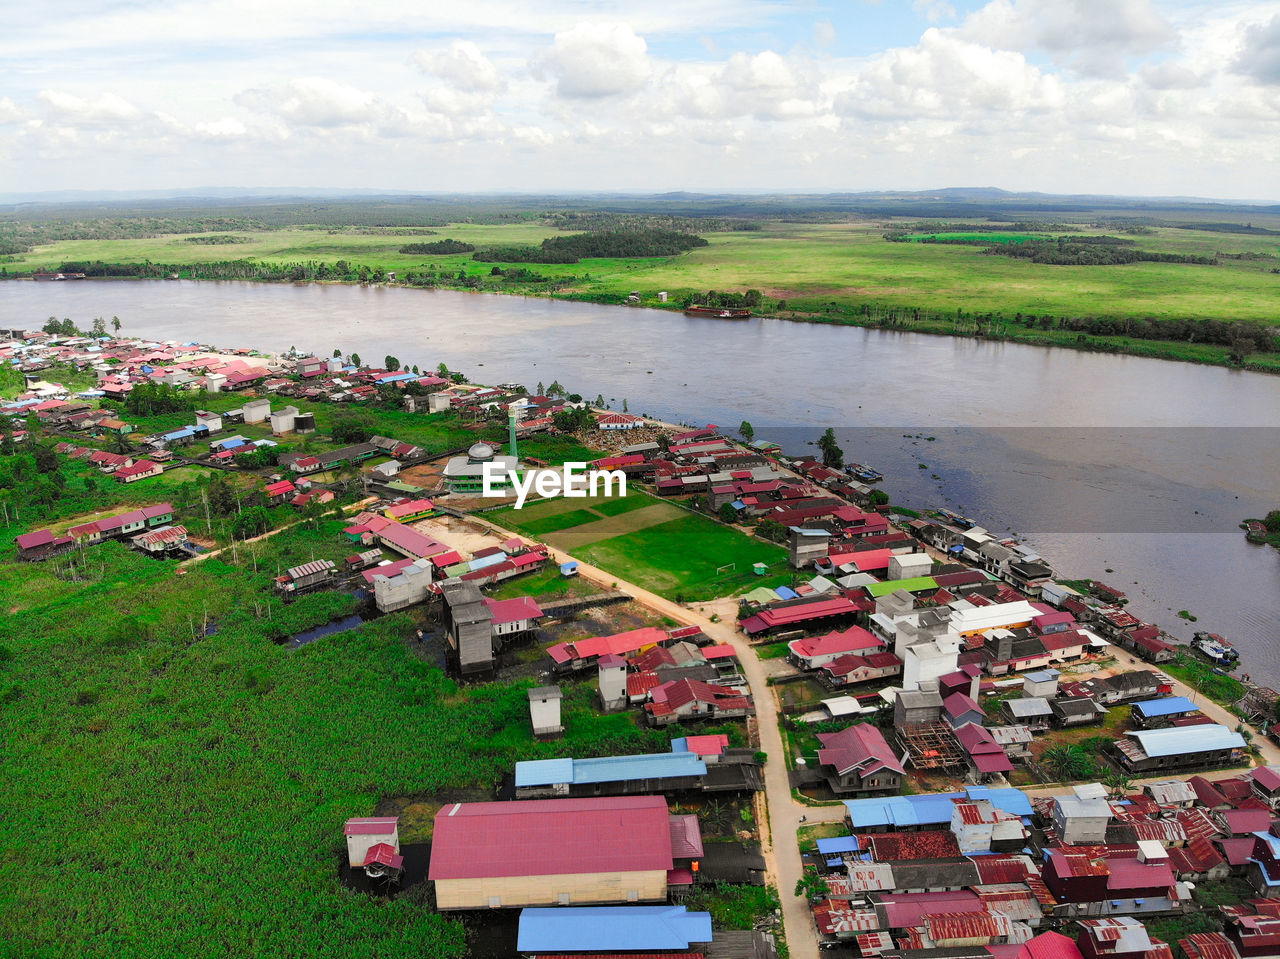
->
492, 491, 786, 600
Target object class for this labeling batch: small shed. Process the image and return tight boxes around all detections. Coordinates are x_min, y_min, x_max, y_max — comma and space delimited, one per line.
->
1022, 669, 1060, 698
752, 562, 768, 576
560, 561, 580, 577
344, 816, 400, 868
529, 686, 564, 737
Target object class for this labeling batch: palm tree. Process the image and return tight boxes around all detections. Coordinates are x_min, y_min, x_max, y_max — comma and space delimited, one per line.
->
1103, 772, 1134, 798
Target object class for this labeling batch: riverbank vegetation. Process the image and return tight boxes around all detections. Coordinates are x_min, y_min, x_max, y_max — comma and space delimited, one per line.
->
4, 196, 1280, 372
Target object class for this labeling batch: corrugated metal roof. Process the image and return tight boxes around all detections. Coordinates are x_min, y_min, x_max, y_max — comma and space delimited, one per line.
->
1127, 725, 1247, 757
1132, 696, 1198, 718
514, 752, 706, 788
517, 906, 711, 952
428, 796, 674, 881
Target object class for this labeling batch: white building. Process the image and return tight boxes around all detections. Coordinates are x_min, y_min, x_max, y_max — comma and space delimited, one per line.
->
888, 553, 934, 581
344, 817, 400, 868
270, 405, 300, 434
529, 686, 564, 737
901, 635, 962, 691
242, 398, 271, 424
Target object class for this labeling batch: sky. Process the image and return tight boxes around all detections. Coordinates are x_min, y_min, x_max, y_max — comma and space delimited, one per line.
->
1, 0, 1279, 200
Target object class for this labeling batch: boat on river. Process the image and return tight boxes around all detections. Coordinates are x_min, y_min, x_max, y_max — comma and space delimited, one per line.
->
1192, 631, 1239, 665
684, 305, 751, 319
848, 463, 883, 482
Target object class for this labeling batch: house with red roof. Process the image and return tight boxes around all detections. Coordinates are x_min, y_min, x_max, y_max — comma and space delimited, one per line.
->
820, 650, 903, 688
815, 723, 904, 795
483, 596, 543, 636
548, 626, 667, 671
788, 625, 885, 670
428, 796, 699, 910
595, 411, 645, 430
15, 527, 75, 561
644, 679, 751, 726
114, 459, 162, 483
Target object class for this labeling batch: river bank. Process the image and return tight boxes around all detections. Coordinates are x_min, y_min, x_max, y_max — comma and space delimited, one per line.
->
9, 272, 1280, 375
5, 278, 1278, 684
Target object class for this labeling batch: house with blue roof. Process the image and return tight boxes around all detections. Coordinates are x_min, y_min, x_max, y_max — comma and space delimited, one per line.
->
842, 786, 1033, 832
517, 905, 712, 953
515, 751, 708, 799
1130, 696, 1200, 729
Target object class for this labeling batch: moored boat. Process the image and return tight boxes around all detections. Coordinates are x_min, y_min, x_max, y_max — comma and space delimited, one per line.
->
1192, 631, 1239, 664
684, 305, 751, 319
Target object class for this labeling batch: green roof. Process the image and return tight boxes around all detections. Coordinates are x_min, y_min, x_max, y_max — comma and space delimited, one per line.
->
383, 480, 424, 494
741, 587, 778, 605
865, 576, 938, 597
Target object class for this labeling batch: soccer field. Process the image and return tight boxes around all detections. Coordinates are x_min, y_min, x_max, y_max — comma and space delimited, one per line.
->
491, 491, 787, 601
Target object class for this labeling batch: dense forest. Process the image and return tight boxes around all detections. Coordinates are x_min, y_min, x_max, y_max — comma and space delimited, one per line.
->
982, 238, 1215, 266
397, 239, 475, 254
472, 228, 709, 264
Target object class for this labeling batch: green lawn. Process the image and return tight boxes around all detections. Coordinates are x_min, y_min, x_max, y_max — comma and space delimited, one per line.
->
491, 490, 786, 601
514, 507, 601, 536
575, 514, 786, 601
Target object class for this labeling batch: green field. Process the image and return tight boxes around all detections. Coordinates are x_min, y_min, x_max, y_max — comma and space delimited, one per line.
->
492, 491, 785, 601
8, 215, 1280, 371
0, 524, 722, 958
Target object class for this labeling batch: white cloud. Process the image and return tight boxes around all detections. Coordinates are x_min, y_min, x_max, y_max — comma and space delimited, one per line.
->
838, 29, 1064, 120
235, 77, 397, 130
0, 97, 27, 124
412, 40, 502, 92
914, 0, 957, 24
1140, 60, 1203, 89
1234, 12, 1280, 84
538, 22, 652, 98
813, 20, 836, 48
960, 0, 1176, 76
37, 90, 141, 125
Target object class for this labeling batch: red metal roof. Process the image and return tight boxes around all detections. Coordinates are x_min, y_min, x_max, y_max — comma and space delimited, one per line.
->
627, 672, 661, 698
668, 814, 704, 859
865, 830, 961, 862
362, 842, 404, 870
482, 596, 543, 625
548, 627, 667, 665
428, 796, 674, 881
681, 734, 729, 756
1179, 932, 1239, 959
816, 723, 905, 778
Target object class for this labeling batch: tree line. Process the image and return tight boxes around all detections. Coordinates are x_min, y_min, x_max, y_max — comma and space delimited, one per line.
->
398, 239, 475, 254
983, 238, 1214, 266
472, 228, 709, 264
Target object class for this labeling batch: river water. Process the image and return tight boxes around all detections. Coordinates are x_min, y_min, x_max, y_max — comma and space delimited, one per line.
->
6, 279, 1280, 683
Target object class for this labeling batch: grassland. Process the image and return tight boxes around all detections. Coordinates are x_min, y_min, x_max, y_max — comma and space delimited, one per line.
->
490, 490, 787, 601
8, 219, 1280, 336
5, 213, 1279, 379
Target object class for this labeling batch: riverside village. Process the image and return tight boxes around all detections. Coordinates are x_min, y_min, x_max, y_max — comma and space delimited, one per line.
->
7, 323, 1280, 959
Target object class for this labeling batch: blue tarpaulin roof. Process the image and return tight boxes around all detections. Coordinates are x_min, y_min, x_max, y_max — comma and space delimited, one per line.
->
774, 586, 799, 600
1131, 696, 1197, 718
517, 906, 712, 952
816, 836, 860, 855
515, 751, 706, 788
